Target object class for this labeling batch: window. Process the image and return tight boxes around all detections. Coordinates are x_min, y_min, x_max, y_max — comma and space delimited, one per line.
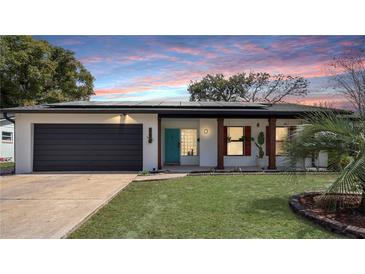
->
227, 127, 244, 155
2, 131, 13, 143
275, 127, 289, 155
181, 129, 198, 156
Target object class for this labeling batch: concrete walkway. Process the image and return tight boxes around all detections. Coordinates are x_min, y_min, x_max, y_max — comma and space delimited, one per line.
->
0, 173, 136, 239
133, 173, 187, 182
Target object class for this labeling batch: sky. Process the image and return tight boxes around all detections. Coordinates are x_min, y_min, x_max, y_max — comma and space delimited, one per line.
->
37, 35, 365, 109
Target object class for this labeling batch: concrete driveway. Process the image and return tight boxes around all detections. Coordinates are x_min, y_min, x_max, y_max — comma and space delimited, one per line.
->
0, 173, 136, 239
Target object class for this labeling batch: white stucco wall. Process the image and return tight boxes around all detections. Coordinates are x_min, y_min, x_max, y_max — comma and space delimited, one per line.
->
14, 113, 328, 173
160, 118, 218, 167
160, 117, 328, 169
0, 122, 15, 161
224, 118, 268, 167
199, 119, 218, 167
161, 118, 200, 166
14, 113, 158, 173
222, 118, 327, 169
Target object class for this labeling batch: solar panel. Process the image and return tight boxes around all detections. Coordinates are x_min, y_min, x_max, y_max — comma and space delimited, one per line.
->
46, 100, 267, 109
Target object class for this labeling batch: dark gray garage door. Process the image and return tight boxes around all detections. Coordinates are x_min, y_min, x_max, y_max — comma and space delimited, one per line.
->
33, 124, 143, 171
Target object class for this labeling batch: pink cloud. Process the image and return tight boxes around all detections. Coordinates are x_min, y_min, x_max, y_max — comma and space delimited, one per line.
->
168, 46, 217, 58
271, 37, 328, 51
235, 42, 267, 53
286, 93, 353, 110
205, 54, 332, 78
80, 52, 178, 65
94, 70, 206, 96
169, 46, 201, 55
93, 57, 335, 97
339, 41, 354, 47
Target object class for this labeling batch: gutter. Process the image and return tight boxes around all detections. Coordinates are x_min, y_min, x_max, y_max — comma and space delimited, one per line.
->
3, 112, 15, 124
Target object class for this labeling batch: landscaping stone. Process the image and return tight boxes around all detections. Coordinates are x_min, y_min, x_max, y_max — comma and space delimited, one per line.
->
289, 192, 365, 239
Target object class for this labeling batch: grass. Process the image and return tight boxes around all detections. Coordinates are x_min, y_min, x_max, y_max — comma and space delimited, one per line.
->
69, 174, 342, 239
0, 162, 14, 168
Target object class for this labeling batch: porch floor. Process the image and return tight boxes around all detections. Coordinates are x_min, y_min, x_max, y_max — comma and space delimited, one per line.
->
161, 165, 265, 173
160, 165, 327, 174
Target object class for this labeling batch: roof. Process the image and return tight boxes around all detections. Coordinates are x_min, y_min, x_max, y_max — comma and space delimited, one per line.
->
1, 101, 352, 118
0, 112, 15, 119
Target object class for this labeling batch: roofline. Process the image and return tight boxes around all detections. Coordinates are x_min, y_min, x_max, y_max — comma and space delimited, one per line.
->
0, 108, 351, 118
1, 102, 352, 116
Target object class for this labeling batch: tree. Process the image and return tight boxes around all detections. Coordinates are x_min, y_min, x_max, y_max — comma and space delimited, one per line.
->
329, 48, 365, 118
188, 72, 308, 103
287, 112, 365, 212
0, 36, 94, 108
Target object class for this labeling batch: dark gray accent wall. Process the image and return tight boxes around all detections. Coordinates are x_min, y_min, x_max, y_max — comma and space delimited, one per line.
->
33, 124, 143, 171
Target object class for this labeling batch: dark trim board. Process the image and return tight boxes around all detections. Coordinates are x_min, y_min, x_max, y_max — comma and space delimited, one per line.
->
33, 124, 143, 171
3, 101, 351, 117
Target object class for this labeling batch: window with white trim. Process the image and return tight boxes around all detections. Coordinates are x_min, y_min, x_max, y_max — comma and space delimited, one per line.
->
227, 127, 245, 155
2, 131, 13, 143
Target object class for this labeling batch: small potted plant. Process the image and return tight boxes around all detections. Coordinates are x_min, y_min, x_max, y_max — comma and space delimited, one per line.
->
255, 131, 266, 169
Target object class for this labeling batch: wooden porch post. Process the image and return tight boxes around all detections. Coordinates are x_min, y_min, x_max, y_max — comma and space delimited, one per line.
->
268, 117, 276, 170
158, 117, 162, 170
217, 118, 224, 169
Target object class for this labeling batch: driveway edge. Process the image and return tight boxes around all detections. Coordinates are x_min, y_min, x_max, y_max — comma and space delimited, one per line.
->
61, 177, 135, 239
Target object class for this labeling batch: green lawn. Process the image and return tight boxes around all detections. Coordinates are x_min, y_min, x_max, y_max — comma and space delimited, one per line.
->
0, 162, 14, 168
69, 174, 342, 239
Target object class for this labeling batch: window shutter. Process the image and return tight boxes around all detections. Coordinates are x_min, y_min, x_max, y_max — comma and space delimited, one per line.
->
266, 126, 270, 156
244, 126, 251, 156
223, 126, 227, 155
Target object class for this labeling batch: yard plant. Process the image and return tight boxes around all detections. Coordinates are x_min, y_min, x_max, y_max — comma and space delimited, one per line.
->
287, 112, 365, 212
255, 131, 265, 159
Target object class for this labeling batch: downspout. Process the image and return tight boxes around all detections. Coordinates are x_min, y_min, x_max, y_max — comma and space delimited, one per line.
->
3, 112, 15, 124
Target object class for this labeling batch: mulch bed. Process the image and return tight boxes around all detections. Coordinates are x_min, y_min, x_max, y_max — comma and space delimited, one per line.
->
289, 192, 365, 238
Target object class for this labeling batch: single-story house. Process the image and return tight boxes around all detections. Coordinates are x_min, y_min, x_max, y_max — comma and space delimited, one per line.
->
0, 113, 15, 163
2, 101, 351, 174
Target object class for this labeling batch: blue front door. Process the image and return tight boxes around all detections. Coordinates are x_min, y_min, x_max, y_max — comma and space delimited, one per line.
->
165, 128, 180, 164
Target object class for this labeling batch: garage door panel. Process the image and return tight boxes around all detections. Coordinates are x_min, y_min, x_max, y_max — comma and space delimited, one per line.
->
34, 163, 142, 172
34, 160, 142, 166
34, 138, 142, 145
34, 123, 142, 129
33, 124, 143, 171
34, 125, 142, 133
34, 149, 142, 156
33, 144, 143, 151
34, 132, 142, 138
34, 154, 143, 161
34, 165, 142, 172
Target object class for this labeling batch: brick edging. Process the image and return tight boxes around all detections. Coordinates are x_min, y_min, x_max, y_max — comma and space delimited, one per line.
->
288, 192, 365, 239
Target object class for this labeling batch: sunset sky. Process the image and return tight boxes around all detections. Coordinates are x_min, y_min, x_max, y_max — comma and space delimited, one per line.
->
37, 36, 365, 110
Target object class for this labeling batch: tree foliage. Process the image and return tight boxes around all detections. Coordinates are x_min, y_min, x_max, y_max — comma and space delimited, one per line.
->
329, 48, 365, 118
287, 112, 365, 212
188, 72, 308, 103
0, 36, 94, 108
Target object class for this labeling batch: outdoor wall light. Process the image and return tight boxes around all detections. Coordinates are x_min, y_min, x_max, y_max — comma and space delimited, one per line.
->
203, 128, 209, 134
147, 127, 153, 143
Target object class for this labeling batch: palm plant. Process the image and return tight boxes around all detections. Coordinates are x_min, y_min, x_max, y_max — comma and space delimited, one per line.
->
287, 111, 365, 212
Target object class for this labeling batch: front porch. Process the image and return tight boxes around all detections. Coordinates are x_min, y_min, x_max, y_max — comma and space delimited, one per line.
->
157, 116, 328, 171
157, 116, 299, 171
